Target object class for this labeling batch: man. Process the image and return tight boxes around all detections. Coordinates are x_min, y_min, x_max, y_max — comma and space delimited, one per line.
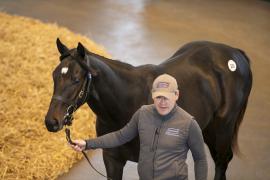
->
70, 74, 208, 180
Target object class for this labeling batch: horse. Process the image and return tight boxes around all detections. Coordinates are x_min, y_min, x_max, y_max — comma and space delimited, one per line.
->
45, 38, 252, 180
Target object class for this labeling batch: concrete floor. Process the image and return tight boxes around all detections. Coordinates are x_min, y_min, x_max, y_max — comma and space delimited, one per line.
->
1, 0, 270, 179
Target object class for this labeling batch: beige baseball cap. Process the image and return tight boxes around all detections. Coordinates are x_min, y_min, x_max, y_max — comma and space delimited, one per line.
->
152, 74, 178, 99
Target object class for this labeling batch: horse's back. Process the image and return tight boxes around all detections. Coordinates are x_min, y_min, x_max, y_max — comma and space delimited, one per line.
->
163, 41, 250, 72
158, 41, 252, 129
162, 41, 252, 91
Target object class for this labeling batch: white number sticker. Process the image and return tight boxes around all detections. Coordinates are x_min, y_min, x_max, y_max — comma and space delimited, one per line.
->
228, 60, 237, 72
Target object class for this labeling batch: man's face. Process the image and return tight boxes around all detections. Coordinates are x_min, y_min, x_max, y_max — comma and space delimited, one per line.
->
153, 91, 179, 116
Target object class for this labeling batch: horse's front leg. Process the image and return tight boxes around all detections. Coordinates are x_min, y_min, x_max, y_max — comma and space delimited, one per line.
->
102, 148, 127, 180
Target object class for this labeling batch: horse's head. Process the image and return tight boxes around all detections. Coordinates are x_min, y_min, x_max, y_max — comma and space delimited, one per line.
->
45, 38, 97, 132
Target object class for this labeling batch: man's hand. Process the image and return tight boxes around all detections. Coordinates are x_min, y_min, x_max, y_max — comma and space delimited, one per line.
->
69, 139, 86, 152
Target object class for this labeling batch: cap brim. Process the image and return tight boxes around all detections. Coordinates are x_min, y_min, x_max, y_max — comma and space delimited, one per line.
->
152, 91, 175, 99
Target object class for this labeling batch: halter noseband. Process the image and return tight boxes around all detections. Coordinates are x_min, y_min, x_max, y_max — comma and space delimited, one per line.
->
52, 53, 92, 126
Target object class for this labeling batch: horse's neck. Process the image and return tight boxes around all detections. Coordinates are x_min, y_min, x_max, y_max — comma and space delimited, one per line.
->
89, 53, 136, 93
87, 53, 149, 121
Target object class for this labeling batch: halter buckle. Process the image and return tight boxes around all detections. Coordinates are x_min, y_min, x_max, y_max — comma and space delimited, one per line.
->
79, 91, 84, 98
63, 105, 76, 126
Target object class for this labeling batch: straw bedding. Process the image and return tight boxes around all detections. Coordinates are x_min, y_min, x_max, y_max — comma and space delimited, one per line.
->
0, 12, 110, 180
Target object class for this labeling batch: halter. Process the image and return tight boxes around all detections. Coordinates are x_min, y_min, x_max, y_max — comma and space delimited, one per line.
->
52, 52, 112, 179
52, 53, 92, 126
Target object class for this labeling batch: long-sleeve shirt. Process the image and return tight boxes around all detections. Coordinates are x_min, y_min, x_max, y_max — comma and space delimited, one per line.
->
86, 104, 207, 180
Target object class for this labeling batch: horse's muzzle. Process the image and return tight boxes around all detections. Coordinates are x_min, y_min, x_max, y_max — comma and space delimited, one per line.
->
45, 117, 62, 132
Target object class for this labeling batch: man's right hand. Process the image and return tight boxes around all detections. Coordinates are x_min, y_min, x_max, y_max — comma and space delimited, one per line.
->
68, 139, 86, 152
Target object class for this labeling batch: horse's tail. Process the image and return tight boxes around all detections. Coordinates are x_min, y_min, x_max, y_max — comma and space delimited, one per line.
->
232, 49, 253, 156
232, 96, 248, 156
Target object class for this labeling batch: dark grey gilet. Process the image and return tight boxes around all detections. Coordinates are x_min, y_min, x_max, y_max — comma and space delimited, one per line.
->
86, 104, 207, 180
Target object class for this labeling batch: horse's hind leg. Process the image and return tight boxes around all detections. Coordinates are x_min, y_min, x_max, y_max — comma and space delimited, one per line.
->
213, 113, 239, 180
214, 123, 234, 180
203, 114, 235, 180
103, 149, 127, 180
203, 122, 217, 165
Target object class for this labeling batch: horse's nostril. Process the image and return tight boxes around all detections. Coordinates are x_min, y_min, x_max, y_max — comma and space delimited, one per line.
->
52, 123, 59, 131
45, 118, 59, 132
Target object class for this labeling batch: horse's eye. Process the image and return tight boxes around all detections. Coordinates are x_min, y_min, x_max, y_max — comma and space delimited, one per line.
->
71, 77, 80, 84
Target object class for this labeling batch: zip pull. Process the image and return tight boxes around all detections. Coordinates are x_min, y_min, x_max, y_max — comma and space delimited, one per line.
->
150, 128, 160, 151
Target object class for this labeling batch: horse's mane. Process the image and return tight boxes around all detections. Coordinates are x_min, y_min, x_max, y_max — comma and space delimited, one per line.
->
87, 50, 136, 70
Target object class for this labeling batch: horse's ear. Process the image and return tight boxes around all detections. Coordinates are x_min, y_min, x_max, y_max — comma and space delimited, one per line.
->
77, 42, 85, 58
56, 38, 69, 55
77, 42, 99, 77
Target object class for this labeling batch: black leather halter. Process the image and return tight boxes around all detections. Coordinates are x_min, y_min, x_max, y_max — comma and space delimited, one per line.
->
52, 53, 92, 126
52, 53, 112, 179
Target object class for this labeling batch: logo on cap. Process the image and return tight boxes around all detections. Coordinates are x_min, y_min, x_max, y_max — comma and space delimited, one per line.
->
157, 82, 169, 88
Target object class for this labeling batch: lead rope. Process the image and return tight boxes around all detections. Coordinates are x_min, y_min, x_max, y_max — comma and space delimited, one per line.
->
65, 128, 112, 180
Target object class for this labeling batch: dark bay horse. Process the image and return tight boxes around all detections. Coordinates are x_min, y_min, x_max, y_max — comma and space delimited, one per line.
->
45, 39, 252, 180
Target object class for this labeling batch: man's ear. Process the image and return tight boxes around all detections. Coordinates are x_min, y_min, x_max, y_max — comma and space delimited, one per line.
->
175, 90, 180, 101
77, 42, 85, 58
56, 38, 69, 55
